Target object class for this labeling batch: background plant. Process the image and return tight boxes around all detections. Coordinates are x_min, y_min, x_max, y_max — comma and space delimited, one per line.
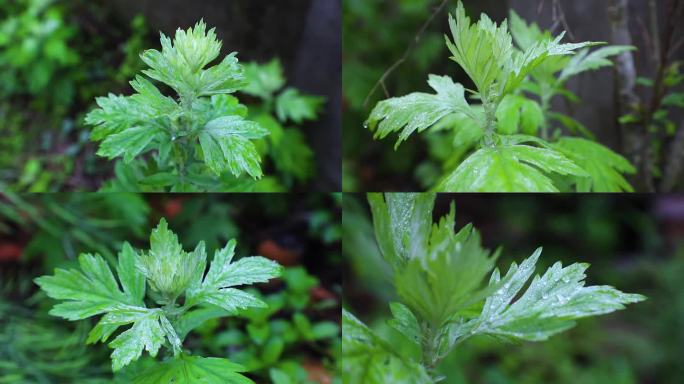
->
239, 59, 324, 190
366, 2, 638, 192
344, 0, 683, 192
343, 194, 684, 383
342, 193, 645, 382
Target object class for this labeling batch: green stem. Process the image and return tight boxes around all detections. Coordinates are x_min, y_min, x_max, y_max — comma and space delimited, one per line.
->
482, 100, 497, 147
540, 85, 552, 140
172, 140, 186, 182
420, 323, 444, 382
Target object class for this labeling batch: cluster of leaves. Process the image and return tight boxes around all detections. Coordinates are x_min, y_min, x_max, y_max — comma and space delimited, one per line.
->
342, 193, 645, 383
240, 59, 324, 189
86, 20, 270, 192
366, 2, 636, 192
35, 218, 282, 382
86, 21, 324, 192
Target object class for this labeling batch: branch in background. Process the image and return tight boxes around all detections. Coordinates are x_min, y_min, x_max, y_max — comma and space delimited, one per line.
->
659, 0, 684, 191
662, 121, 684, 192
550, 0, 575, 41
363, 0, 449, 108
649, 0, 661, 65
644, 0, 681, 191
608, 0, 644, 188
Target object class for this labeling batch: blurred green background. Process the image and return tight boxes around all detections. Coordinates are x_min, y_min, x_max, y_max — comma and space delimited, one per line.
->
0, 192, 341, 383
343, 193, 683, 384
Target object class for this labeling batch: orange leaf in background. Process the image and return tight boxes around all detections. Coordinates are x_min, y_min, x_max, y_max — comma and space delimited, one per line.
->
258, 239, 301, 266
303, 360, 332, 384
0, 242, 23, 262
164, 198, 183, 218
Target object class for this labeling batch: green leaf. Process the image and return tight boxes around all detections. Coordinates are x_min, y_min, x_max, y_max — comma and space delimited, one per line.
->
117, 242, 146, 306
186, 239, 281, 312
366, 193, 435, 268
275, 87, 325, 123
553, 137, 635, 192
366, 74, 472, 148
450, 248, 646, 344
109, 314, 163, 371
241, 59, 286, 99
559, 45, 635, 82
199, 116, 268, 178
342, 310, 432, 384
85, 94, 158, 140
508, 10, 546, 51
387, 302, 421, 346
271, 128, 316, 182
132, 354, 253, 384
662, 92, 684, 108
437, 143, 586, 192
446, 2, 594, 100
137, 218, 206, 300
394, 209, 498, 325
35, 253, 133, 320
140, 21, 247, 97
548, 112, 595, 139
495, 95, 544, 135
96, 126, 159, 163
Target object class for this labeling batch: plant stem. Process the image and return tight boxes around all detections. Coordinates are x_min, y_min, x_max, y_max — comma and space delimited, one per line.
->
482, 100, 497, 147
172, 140, 186, 182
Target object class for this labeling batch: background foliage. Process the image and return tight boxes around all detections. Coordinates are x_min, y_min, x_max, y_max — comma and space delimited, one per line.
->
0, 193, 341, 383
343, 193, 682, 383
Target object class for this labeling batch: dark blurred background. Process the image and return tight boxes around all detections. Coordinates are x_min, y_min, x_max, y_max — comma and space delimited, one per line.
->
342, 0, 684, 191
0, 193, 341, 383
0, 0, 341, 191
343, 193, 684, 384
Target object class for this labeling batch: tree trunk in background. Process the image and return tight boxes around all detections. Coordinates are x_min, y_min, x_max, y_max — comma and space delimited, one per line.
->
662, 122, 684, 192
292, 0, 342, 190
607, 0, 648, 190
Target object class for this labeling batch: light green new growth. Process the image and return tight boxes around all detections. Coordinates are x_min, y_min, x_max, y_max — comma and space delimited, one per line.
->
343, 193, 645, 383
85, 20, 268, 191
35, 218, 282, 382
365, 2, 636, 192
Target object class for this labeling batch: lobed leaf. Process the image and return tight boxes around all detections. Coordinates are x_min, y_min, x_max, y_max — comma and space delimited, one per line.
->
366, 193, 435, 268
553, 137, 635, 192
450, 248, 646, 344
275, 87, 325, 123
199, 115, 269, 178
437, 143, 586, 192
35, 253, 134, 320
366, 74, 472, 148
241, 59, 286, 99
132, 354, 253, 384
97, 126, 159, 163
